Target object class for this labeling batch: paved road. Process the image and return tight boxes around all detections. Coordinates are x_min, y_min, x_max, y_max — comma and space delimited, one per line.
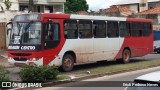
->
37, 66, 160, 90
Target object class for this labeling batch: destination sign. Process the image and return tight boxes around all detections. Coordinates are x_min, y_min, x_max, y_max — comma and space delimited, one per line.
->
8, 45, 36, 50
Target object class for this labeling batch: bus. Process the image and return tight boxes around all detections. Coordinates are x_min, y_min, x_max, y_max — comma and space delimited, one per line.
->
8, 13, 153, 71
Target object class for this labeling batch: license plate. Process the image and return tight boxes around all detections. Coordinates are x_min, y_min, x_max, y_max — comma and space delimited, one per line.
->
14, 63, 27, 67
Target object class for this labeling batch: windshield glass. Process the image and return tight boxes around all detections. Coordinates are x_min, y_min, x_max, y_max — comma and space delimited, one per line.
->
10, 22, 42, 45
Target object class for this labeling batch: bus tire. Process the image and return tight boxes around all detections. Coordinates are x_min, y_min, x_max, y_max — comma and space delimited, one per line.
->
122, 49, 131, 63
60, 54, 74, 72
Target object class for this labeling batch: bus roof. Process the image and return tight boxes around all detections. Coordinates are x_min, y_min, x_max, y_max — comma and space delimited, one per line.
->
24, 13, 152, 23
70, 14, 127, 21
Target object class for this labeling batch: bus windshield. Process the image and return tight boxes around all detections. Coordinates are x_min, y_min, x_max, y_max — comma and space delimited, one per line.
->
10, 22, 42, 45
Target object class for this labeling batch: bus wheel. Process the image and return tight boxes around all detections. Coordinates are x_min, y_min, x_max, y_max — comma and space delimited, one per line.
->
61, 54, 74, 72
122, 49, 131, 63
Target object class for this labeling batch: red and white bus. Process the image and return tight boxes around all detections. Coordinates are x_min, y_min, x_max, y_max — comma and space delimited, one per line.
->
8, 13, 153, 71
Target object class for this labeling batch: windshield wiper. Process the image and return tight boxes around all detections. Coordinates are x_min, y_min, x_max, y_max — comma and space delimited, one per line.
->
24, 21, 34, 31
17, 22, 22, 35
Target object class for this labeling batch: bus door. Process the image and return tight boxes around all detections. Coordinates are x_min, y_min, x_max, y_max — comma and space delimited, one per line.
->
43, 19, 61, 65
93, 21, 120, 61
93, 21, 108, 61
78, 20, 94, 62
105, 21, 120, 60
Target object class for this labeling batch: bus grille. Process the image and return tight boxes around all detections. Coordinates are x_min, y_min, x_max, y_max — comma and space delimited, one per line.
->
14, 58, 27, 61
11, 53, 31, 56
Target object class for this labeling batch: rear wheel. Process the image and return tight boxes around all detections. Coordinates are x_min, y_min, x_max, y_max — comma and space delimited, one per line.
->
121, 49, 131, 63
60, 54, 74, 72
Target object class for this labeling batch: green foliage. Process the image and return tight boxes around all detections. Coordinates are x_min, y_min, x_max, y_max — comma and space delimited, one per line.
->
20, 65, 59, 83
65, 0, 89, 13
4, 0, 12, 10
0, 65, 11, 89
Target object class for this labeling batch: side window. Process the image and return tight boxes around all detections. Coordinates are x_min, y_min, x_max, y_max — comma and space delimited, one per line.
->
93, 21, 106, 38
143, 23, 152, 36
130, 22, 142, 37
44, 23, 60, 49
78, 20, 92, 38
107, 21, 119, 38
119, 22, 130, 37
45, 23, 60, 41
64, 20, 78, 39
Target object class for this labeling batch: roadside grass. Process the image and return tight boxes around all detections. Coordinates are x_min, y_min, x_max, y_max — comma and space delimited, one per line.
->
65, 59, 160, 77
57, 74, 71, 80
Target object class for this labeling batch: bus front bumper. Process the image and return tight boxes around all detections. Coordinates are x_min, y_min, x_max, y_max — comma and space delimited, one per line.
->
8, 57, 43, 67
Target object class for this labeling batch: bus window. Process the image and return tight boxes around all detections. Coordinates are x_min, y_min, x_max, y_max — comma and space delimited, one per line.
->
107, 21, 119, 38
64, 20, 78, 39
78, 20, 92, 38
143, 23, 152, 36
44, 23, 60, 49
93, 21, 106, 38
119, 22, 130, 37
131, 22, 142, 37
45, 23, 59, 41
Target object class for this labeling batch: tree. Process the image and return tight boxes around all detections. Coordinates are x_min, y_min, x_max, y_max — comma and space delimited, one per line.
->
65, 0, 89, 13
4, 0, 12, 10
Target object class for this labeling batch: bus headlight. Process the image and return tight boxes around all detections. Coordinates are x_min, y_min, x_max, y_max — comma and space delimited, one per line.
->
30, 58, 39, 61
8, 57, 13, 60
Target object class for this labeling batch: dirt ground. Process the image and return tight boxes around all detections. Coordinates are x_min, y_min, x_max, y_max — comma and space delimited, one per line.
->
0, 50, 14, 68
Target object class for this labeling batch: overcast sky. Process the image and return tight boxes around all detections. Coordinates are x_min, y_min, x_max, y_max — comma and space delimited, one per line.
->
86, 0, 122, 11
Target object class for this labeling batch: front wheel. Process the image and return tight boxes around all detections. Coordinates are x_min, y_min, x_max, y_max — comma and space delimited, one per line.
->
122, 49, 131, 63
60, 54, 74, 72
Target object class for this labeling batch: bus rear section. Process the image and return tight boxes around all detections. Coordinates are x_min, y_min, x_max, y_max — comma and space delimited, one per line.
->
8, 13, 153, 72
115, 18, 153, 61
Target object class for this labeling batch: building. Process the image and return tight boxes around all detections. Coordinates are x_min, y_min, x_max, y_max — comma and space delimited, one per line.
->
77, 11, 89, 15
114, 0, 160, 13
137, 7, 160, 30
0, 0, 66, 13
99, 6, 133, 17
113, 0, 160, 30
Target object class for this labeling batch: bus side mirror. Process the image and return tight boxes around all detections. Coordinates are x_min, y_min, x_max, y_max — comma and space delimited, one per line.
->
6, 22, 13, 37
7, 29, 11, 36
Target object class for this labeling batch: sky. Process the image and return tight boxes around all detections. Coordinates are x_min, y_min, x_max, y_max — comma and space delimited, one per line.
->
86, 0, 123, 11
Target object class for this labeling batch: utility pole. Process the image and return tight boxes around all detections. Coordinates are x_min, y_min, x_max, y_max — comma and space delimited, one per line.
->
28, 0, 34, 13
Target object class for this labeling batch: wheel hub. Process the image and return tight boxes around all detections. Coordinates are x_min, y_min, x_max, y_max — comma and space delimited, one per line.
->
64, 58, 72, 68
